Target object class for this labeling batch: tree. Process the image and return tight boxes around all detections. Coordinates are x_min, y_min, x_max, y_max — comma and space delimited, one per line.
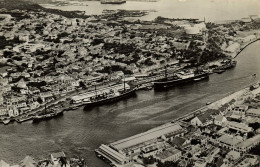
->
143, 156, 155, 165
187, 153, 192, 158
92, 38, 104, 45
247, 132, 255, 138
3, 50, 13, 58
191, 139, 201, 145
79, 81, 87, 89
37, 97, 43, 104
249, 122, 260, 131
157, 161, 178, 167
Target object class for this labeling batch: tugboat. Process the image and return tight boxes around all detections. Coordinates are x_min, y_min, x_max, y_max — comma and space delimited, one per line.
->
154, 66, 209, 90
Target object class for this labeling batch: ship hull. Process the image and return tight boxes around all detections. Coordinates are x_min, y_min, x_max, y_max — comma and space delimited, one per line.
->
101, 0, 126, 4
154, 73, 209, 90
32, 111, 63, 123
83, 89, 136, 110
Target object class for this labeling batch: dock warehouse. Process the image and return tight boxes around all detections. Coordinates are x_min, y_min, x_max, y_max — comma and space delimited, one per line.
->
110, 123, 184, 152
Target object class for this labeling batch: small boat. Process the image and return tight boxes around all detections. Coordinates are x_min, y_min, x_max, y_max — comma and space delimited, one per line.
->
16, 116, 34, 123
3, 119, 10, 125
206, 102, 212, 105
194, 77, 204, 81
69, 106, 80, 110
145, 86, 153, 90
213, 69, 226, 74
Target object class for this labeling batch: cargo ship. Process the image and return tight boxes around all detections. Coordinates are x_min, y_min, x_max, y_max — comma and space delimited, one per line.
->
101, 0, 126, 4
70, 83, 136, 110
154, 68, 209, 90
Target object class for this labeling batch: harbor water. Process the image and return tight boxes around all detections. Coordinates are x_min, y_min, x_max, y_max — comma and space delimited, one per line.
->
40, 0, 260, 22
0, 39, 259, 166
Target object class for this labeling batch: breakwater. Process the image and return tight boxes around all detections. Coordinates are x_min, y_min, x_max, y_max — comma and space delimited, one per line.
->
234, 38, 260, 58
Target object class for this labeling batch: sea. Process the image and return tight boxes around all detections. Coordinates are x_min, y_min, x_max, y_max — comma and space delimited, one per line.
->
1, 1, 260, 167
40, 0, 260, 22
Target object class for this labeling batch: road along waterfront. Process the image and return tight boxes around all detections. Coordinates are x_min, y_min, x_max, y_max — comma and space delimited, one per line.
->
0, 41, 260, 167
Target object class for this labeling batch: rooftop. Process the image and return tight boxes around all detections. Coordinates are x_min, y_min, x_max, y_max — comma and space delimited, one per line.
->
218, 135, 243, 146
156, 147, 181, 160
111, 123, 183, 150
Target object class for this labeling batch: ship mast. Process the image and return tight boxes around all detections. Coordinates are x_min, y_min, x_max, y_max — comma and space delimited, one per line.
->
123, 75, 126, 92
95, 84, 97, 98
165, 65, 168, 80
252, 73, 257, 85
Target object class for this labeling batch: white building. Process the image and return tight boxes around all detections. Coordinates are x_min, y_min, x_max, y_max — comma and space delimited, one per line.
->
214, 115, 227, 126
225, 42, 241, 53
96, 144, 129, 165
246, 109, 260, 117
227, 121, 253, 133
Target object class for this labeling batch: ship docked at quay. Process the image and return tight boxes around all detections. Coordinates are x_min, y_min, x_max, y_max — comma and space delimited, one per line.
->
33, 107, 63, 123
69, 83, 136, 110
213, 59, 237, 74
154, 68, 210, 90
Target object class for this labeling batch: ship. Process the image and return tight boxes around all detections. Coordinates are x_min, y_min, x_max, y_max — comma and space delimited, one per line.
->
154, 68, 209, 90
213, 68, 226, 74
212, 60, 236, 74
100, 0, 126, 4
33, 106, 63, 123
84, 88, 136, 109
218, 60, 237, 70
70, 83, 136, 110
16, 115, 34, 123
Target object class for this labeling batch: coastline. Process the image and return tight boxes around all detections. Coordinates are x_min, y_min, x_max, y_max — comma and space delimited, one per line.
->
234, 38, 260, 58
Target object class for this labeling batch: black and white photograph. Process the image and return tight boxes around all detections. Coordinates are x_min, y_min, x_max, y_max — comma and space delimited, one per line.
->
0, 0, 260, 166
